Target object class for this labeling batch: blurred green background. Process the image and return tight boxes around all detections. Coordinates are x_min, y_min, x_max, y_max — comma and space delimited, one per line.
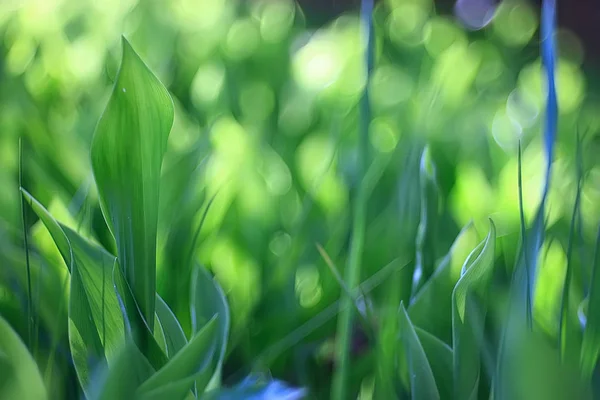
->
1, 0, 599, 398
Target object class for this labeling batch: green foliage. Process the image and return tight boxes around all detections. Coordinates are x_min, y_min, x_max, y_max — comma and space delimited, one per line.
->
2, 0, 600, 398
0, 314, 47, 399
91, 37, 174, 331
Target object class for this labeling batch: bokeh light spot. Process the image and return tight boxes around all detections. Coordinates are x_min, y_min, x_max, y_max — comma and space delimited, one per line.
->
370, 65, 414, 110
369, 117, 400, 153
191, 62, 226, 107
492, 2, 537, 47
423, 17, 467, 57
224, 18, 260, 60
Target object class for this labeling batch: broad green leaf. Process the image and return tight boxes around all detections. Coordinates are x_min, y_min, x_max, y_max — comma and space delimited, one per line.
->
415, 327, 453, 400
0, 314, 47, 400
409, 222, 480, 344
22, 189, 124, 395
399, 303, 440, 400
91, 37, 174, 329
452, 220, 496, 400
156, 295, 187, 358
137, 316, 218, 395
191, 266, 230, 391
581, 225, 600, 378
88, 342, 155, 400
412, 147, 440, 295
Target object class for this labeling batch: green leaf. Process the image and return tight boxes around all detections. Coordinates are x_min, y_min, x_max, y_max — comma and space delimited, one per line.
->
581, 225, 600, 378
191, 266, 230, 391
137, 316, 218, 396
156, 295, 187, 358
113, 265, 168, 371
409, 222, 480, 344
452, 220, 496, 400
399, 303, 440, 400
415, 327, 453, 400
21, 189, 124, 395
88, 342, 155, 400
91, 37, 174, 330
0, 314, 47, 400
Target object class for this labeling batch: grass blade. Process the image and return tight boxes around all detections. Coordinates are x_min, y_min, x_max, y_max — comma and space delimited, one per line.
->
331, 0, 374, 398
412, 147, 440, 295
18, 137, 34, 352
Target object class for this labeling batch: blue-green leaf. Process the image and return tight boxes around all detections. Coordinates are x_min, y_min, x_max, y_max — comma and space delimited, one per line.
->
191, 266, 230, 391
156, 295, 187, 358
415, 327, 453, 400
91, 37, 174, 329
399, 303, 440, 400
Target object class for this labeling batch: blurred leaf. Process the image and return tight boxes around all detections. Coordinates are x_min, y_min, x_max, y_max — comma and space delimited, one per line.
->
415, 327, 453, 400
191, 266, 230, 391
156, 295, 187, 358
582, 226, 600, 378
91, 37, 174, 329
22, 189, 124, 395
398, 303, 440, 400
452, 220, 496, 400
0, 314, 47, 400
501, 329, 590, 400
137, 316, 218, 396
409, 222, 480, 343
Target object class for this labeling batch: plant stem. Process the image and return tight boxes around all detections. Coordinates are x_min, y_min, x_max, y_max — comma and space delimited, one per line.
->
19, 138, 34, 351
331, 1, 374, 399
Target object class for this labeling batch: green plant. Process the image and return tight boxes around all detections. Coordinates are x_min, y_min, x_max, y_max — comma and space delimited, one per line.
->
2, 0, 600, 398
13, 37, 303, 400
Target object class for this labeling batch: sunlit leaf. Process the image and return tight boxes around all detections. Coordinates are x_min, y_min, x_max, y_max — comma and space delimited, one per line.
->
452, 220, 496, 400
91, 37, 174, 329
0, 314, 47, 400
